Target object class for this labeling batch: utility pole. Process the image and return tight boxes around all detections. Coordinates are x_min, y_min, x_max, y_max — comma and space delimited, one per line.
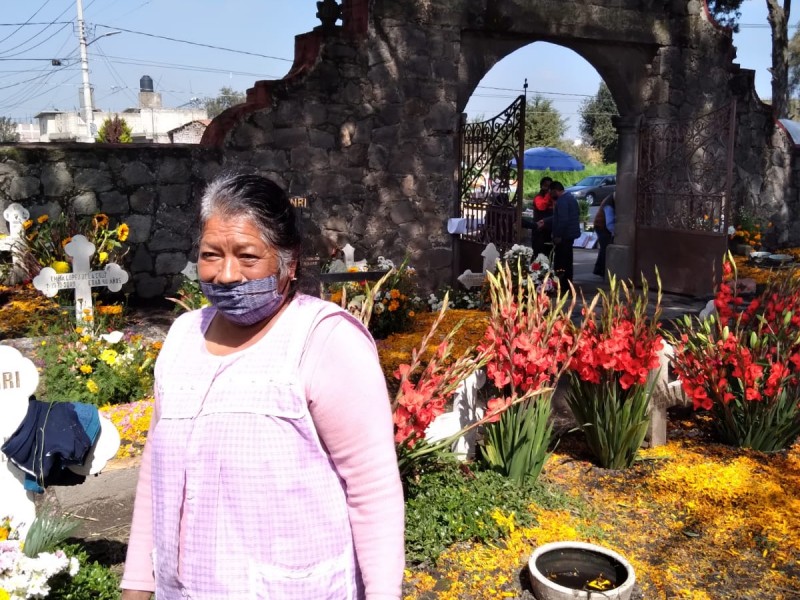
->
76, 0, 94, 142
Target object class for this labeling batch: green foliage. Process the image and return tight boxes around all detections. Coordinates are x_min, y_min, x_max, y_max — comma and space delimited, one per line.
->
168, 276, 209, 313
521, 163, 617, 198
0, 116, 20, 142
705, 0, 742, 30
35, 315, 159, 407
579, 83, 619, 163
480, 396, 553, 484
49, 544, 121, 600
565, 376, 654, 469
578, 198, 590, 222
23, 509, 79, 557
524, 95, 567, 148
203, 86, 246, 118
95, 115, 132, 143
19, 212, 129, 278
404, 461, 574, 564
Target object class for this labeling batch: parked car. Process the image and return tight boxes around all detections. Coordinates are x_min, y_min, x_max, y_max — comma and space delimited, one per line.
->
565, 175, 616, 205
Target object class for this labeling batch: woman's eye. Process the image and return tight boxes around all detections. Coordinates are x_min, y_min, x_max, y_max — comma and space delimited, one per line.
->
200, 252, 219, 260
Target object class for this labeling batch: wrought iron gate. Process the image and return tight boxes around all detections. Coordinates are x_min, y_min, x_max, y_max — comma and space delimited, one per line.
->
635, 103, 736, 296
454, 96, 525, 274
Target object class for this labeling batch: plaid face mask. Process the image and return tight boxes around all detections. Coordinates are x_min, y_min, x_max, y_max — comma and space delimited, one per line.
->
200, 275, 284, 326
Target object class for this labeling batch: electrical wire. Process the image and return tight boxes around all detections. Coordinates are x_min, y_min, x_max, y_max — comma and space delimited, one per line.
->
88, 52, 279, 78
0, 0, 55, 46
95, 24, 293, 62
0, 0, 73, 57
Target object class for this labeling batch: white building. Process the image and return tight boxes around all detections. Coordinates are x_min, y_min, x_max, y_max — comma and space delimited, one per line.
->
32, 76, 209, 144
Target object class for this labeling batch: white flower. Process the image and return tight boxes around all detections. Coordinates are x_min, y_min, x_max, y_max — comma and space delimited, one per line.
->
99, 331, 124, 344
373, 302, 385, 314
728, 225, 736, 236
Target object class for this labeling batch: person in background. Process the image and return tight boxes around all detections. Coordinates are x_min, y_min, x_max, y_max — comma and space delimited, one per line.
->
539, 180, 580, 287
593, 192, 616, 279
121, 173, 404, 600
531, 177, 553, 255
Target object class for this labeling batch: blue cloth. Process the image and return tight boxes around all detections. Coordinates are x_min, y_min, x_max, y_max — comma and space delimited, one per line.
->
604, 205, 616, 236
1, 399, 100, 493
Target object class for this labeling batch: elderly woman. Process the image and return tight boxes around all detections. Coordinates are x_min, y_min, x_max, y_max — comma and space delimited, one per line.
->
121, 174, 405, 600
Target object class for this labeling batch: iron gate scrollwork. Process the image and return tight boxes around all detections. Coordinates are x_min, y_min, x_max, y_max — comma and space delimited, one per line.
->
456, 95, 525, 251
635, 103, 736, 296
637, 103, 736, 233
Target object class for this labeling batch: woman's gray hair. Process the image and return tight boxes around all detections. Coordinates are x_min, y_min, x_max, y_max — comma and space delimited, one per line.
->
199, 173, 301, 277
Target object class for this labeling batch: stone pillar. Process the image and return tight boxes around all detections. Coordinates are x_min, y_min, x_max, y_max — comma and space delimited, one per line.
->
606, 114, 641, 281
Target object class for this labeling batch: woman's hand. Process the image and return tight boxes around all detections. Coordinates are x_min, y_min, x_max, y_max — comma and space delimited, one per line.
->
121, 590, 153, 600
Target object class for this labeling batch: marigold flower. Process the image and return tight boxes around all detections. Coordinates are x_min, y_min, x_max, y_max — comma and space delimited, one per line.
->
100, 348, 118, 366
86, 379, 99, 393
22, 219, 33, 230
117, 223, 130, 242
51, 260, 70, 274
93, 213, 109, 228
61, 237, 72, 248
79, 364, 93, 374
98, 251, 109, 264
37, 214, 49, 224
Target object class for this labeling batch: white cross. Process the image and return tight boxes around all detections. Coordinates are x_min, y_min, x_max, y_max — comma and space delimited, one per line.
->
457, 243, 501, 290
0, 204, 30, 282
0, 345, 39, 538
32, 234, 129, 323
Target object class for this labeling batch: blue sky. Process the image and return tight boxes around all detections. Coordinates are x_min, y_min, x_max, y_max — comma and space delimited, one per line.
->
0, 0, 778, 138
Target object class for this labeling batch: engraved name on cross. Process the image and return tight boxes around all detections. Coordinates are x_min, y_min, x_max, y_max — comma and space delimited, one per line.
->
32, 234, 129, 322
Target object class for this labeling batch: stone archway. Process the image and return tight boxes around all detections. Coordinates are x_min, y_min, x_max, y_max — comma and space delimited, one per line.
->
202, 0, 767, 294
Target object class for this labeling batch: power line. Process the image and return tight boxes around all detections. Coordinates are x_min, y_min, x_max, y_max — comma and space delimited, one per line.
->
0, 0, 55, 45
95, 24, 293, 62
88, 52, 280, 78
0, 0, 73, 57
0, 21, 72, 27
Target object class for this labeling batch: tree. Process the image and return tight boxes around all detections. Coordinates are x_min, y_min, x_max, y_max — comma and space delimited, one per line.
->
203, 87, 246, 118
96, 115, 133, 143
0, 117, 20, 142
708, 1, 792, 118
524, 95, 567, 148
788, 21, 800, 116
579, 82, 619, 163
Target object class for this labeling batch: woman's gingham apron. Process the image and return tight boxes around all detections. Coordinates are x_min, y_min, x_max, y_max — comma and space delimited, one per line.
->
150, 296, 361, 600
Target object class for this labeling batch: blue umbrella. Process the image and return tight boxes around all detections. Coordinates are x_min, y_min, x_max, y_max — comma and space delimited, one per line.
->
510, 146, 585, 171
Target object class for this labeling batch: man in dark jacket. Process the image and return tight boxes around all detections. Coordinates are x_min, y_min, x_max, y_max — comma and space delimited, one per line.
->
538, 181, 580, 287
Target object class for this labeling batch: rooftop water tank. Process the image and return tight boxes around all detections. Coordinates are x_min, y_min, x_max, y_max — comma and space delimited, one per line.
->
140, 75, 154, 93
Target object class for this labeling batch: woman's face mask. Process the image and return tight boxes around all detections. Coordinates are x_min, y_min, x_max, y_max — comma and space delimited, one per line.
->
200, 275, 285, 327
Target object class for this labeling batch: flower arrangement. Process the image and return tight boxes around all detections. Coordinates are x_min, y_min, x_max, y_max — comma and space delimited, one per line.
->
0, 285, 61, 340
427, 286, 485, 312
328, 259, 425, 339
477, 261, 586, 483
502, 244, 555, 294
0, 516, 80, 600
34, 317, 161, 407
564, 275, 664, 468
669, 257, 800, 451
18, 212, 129, 278
392, 296, 491, 465
728, 209, 768, 249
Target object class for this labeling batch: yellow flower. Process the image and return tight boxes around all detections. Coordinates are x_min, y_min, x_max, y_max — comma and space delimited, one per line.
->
61, 236, 72, 248
117, 223, 130, 242
86, 379, 99, 394
80, 335, 91, 344
0, 588, 9, 600
22, 219, 33, 230
97, 304, 123, 315
0, 526, 9, 541
74, 327, 84, 334
98, 251, 109, 264
100, 348, 118, 365
93, 213, 109, 228
37, 214, 49, 224
79, 364, 93, 374
51, 260, 70, 274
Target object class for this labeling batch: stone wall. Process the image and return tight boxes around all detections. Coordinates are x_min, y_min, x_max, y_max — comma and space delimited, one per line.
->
0, 144, 223, 299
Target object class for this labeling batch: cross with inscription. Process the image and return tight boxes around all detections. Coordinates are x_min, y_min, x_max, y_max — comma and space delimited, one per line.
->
32, 234, 129, 323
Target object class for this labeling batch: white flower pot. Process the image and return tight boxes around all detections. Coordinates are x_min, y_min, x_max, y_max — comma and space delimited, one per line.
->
528, 541, 636, 600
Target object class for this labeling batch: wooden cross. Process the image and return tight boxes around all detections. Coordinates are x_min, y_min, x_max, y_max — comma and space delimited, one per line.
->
32, 234, 129, 323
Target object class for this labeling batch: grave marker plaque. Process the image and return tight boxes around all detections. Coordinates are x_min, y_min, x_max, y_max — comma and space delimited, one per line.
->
32, 235, 129, 322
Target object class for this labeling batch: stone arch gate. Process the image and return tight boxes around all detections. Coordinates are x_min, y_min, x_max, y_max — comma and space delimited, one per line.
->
203, 0, 753, 295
